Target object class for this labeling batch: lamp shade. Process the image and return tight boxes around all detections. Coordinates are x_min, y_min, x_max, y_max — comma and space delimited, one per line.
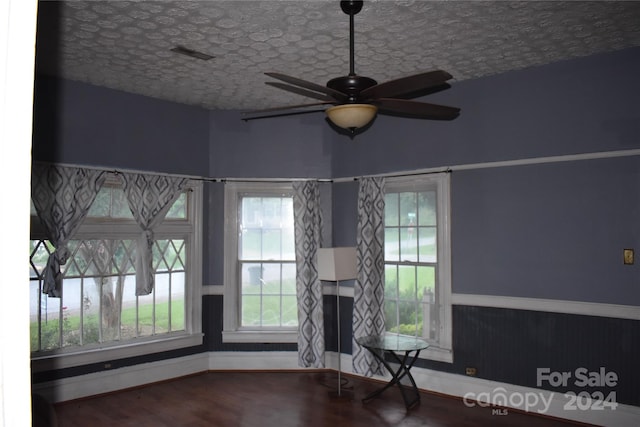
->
317, 247, 357, 281
325, 104, 377, 130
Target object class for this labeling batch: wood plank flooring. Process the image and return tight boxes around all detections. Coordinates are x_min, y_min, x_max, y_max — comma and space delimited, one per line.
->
51, 371, 592, 427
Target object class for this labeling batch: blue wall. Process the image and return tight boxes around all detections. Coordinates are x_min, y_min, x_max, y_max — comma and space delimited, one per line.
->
32, 75, 210, 177
452, 156, 640, 304
31, 47, 640, 405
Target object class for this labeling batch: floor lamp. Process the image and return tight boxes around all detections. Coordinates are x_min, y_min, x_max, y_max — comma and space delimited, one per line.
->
318, 247, 357, 399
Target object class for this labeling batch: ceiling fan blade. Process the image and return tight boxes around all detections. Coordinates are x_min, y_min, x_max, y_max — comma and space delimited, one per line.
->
393, 83, 452, 100
374, 98, 460, 121
265, 72, 349, 102
266, 82, 334, 102
241, 101, 334, 121
360, 70, 453, 100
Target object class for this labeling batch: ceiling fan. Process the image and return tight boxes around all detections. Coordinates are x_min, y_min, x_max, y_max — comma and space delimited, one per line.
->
242, 0, 460, 134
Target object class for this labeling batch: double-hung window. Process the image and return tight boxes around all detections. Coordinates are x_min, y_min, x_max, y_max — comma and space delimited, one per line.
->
29, 174, 203, 370
223, 182, 297, 343
383, 173, 452, 362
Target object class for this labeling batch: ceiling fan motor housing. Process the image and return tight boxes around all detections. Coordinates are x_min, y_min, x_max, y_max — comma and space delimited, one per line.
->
327, 75, 377, 102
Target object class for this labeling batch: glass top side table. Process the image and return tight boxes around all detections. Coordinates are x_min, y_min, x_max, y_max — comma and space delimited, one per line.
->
356, 333, 429, 409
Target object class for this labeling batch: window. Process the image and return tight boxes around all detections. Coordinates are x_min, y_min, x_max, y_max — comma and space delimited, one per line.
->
384, 173, 452, 362
223, 182, 297, 343
30, 175, 203, 370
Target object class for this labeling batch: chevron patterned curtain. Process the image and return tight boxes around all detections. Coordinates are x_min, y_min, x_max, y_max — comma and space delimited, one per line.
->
121, 172, 188, 295
293, 180, 325, 368
352, 176, 386, 376
31, 164, 107, 297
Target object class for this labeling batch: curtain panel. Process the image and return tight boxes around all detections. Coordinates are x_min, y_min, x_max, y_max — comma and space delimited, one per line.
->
293, 180, 325, 368
121, 172, 188, 295
31, 164, 107, 297
352, 176, 386, 376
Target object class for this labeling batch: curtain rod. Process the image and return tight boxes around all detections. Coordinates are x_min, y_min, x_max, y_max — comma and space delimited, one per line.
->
35, 148, 640, 184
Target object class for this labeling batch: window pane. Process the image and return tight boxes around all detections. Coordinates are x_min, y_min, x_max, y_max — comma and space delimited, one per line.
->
83, 277, 101, 345
281, 295, 297, 326
87, 186, 133, 219
242, 263, 263, 293
111, 187, 132, 218
242, 197, 262, 226
261, 296, 282, 326
421, 289, 438, 341
120, 276, 138, 340
398, 265, 416, 300
166, 193, 187, 219
385, 300, 398, 332
30, 240, 52, 279
281, 226, 295, 260
241, 229, 262, 260
418, 191, 437, 226
155, 273, 170, 334
262, 228, 282, 260
384, 265, 398, 299
418, 227, 437, 263
400, 227, 417, 262
399, 192, 417, 226
384, 228, 400, 261
29, 281, 40, 351
262, 264, 282, 295
398, 300, 419, 336
242, 295, 261, 326
171, 272, 185, 332
41, 313, 61, 351
112, 240, 136, 275
62, 279, 82, 348
281, 263, 296, 294
37, 290, 61, 351
384, 193, 399, 226
416, 266, 435, 295
88, 187, 111, 217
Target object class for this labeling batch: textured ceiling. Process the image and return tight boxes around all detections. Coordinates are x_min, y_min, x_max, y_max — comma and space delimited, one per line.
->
35, 1, 640, 111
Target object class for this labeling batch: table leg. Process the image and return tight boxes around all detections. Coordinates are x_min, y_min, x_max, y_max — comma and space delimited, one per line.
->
362, 349, 422, 409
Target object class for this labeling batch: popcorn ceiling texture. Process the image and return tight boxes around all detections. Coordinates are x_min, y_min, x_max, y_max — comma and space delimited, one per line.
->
35, 1, 640, 110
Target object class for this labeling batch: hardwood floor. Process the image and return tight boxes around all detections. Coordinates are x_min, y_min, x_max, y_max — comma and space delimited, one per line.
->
50, 371, 592, 427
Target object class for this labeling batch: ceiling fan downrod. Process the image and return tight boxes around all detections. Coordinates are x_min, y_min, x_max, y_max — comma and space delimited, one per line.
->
327, 1, 377, 102
342, 0, 362, 76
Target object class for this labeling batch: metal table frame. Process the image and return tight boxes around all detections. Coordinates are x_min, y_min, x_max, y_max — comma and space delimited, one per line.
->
356, 333, 429, 409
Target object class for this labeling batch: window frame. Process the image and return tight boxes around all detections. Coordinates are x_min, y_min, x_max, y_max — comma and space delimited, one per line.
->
384, 173, 453, 363
222, 181, 298, 343
30, 178, 203, 372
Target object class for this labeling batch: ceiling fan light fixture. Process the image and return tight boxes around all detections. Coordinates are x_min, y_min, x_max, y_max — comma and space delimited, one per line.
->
326, 104, 377, 131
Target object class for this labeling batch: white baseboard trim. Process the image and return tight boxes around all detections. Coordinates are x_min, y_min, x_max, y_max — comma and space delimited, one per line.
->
408, 367, 640, 427
32, 352, 209, 404
334, 352, 640, 427
208, 351, 302, 370
452, 294, 640, 321
33, 350, 640, 426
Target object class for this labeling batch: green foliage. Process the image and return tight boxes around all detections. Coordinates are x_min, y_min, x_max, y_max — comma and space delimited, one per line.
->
388, 322, 422, 336
31, 300, 185, 352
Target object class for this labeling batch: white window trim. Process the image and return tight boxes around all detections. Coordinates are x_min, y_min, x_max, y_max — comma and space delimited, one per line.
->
222, 181, 297, 343
385, 173, 453, 363
30, 180, 204, 371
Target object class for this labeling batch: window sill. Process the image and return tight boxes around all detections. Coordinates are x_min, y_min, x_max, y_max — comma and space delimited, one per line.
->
31, 333, 204, 373
222, 329, 297, 344
419, 345, 453, 363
